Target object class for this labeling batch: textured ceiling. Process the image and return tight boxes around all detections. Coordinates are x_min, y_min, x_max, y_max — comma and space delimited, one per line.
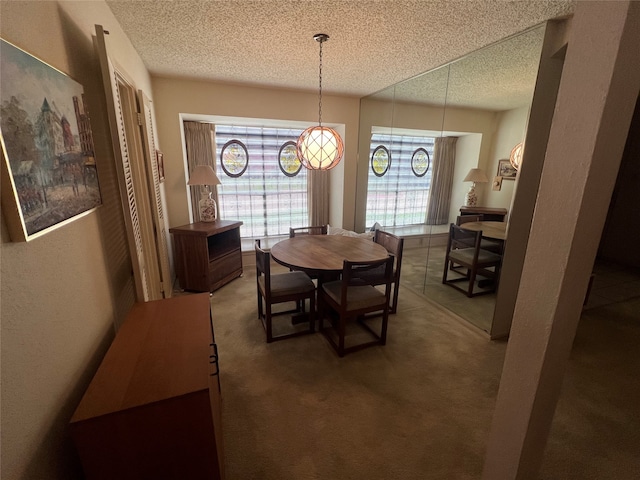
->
106, 0, 575, 109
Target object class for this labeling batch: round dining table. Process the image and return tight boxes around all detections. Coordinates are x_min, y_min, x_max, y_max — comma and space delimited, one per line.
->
458, 221, 507, 241
270, 235, 389, 277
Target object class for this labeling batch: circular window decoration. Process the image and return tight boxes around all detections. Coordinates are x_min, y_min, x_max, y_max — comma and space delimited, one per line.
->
411, 148, 430, 177
220, 140, 249, 177
371, 145, 390, 177
278, 141, 302, 177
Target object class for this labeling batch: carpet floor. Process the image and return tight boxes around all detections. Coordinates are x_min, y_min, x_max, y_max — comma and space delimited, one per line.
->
203, 263, 639, 479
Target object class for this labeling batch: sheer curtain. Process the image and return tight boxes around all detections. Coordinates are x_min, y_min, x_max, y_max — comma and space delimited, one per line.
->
183, 121, 217, 222
426, 136, 458, 225
308, 169, 329, 227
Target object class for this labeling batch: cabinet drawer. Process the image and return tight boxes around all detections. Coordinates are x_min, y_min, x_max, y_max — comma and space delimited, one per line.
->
209, 249, 242, 285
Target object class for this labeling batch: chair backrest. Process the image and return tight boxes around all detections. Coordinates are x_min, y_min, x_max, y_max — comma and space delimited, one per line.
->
374, 229, 404, 278
340, 256, 394, 305
448, 224, 482, 253
255, 239, 271, 290
456, 214, 483, 225
289, 225, 328, 238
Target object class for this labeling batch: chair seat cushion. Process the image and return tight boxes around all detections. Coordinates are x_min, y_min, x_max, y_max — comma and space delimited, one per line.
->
323, 281, 386, 311
259, 271, 315, 296
449, 248, 502, 265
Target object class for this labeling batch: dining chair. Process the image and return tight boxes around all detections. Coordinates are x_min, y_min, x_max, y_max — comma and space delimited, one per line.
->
351, 229, 404, 314
456, 215, 502, 253
255, 240, 316, 343
288, 224, 333, 286
318, 256, 393, 357
442, 224, 503, 297
289, 225, 328, 237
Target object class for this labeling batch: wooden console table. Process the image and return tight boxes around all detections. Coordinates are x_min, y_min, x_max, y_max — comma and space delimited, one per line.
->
459, 206, 508, 222
170, 220, 243, 292
70, 294, 224, 480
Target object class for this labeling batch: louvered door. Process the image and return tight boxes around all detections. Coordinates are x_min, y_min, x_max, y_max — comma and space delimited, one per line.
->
95, 24, 150, 301
137, 90, 172, 298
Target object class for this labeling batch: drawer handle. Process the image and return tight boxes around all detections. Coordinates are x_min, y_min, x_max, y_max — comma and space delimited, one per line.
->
209, 343, 219, 377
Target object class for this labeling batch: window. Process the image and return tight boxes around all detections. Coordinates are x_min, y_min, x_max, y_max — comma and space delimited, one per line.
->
365, 133, 435, 227
214, 124, 307, 238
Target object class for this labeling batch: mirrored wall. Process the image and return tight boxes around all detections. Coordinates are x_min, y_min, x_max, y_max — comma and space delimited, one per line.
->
357, 24, 547, 334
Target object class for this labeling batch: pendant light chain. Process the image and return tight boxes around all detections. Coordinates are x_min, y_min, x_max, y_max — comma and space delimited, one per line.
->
318, 36, 323, 127
296, 33, 344, 171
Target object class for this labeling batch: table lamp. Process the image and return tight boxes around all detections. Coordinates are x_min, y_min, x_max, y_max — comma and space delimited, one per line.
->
187, 165, 221, 222
463, 168, 488, 207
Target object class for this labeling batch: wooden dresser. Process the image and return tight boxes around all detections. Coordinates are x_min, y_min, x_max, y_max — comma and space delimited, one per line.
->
459, 206, 508, 222
170, 220, 243, 292
70, 294, 224, 480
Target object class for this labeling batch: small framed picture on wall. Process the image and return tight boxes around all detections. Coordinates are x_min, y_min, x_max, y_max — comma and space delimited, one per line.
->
156, 150, 165, 183
497, 159, 517, 180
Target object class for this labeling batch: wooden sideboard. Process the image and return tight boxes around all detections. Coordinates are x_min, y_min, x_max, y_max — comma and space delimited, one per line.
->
170, 220, 243, 292
70, 294, 224, 480
459, 206, 508, 222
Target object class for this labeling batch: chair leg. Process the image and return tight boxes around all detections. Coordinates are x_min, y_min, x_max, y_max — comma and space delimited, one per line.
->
338, 315, 346, 357
380, 309, 389, 345
257, 290, 263, 320
265, 303, 273, 343
390, 281, 399, 314
442, 257, 450, 284
309, 294, 316, 333
467, 269, 477, 297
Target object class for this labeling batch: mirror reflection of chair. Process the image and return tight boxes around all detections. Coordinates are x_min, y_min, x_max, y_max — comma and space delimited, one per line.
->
456, 215, 502, 253
319, 256, 393, 357
289, 225, 328, 237
255, 240, 316, 343
442, 224, 503, 297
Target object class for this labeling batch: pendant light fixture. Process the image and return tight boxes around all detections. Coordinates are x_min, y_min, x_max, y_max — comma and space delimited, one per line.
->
296, 33, 344, 171
510, 142, 524, 170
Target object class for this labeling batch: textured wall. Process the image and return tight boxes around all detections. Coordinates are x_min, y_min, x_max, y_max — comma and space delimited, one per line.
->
0, 1, 149, 478
150, 76, 360, 230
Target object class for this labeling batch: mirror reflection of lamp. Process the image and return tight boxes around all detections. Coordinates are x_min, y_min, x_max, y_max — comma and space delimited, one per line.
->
463, 168, 489, 207
187, 165, 221, 222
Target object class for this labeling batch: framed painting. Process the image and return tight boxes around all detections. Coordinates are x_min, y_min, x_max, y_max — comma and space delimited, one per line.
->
1, 38, 102, 242
497, 159, 517, 180
156, 150, 165, 183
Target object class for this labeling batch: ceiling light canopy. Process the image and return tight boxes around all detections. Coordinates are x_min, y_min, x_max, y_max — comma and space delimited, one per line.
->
296, 34, 344, 171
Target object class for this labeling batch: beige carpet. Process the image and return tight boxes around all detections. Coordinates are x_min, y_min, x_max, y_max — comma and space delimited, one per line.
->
401, 245, 497, 334
205, 264, 639, 479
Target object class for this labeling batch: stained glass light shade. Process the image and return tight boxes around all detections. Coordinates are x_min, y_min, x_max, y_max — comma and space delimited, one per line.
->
296, 125, 344, 170
510, 142, 524, 170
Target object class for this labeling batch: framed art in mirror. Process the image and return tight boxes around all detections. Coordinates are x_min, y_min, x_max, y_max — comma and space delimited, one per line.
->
497, 159, 517, 180
0, 38, 102, 242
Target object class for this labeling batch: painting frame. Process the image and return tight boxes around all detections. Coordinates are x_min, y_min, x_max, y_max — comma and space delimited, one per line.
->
156, 149, 165, 183
497, 159, 517, 180
1, 38, 102, 242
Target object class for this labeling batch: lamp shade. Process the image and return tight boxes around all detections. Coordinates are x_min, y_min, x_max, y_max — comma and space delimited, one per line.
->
463, 168, 489, 183
296, 125, 344, 170
187, 165, 221, 186
510, 142, 524, 170
297, 33, 344, 171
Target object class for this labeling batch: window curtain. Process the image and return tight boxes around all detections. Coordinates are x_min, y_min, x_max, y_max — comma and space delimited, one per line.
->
184, 121, 218, 222
307, 169, 329, 227
426, 136, 458, 225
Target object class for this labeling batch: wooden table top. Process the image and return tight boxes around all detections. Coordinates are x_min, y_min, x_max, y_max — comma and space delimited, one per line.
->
459, 221, 507, 241
71, 293, 213, 423
271, 235, 389, 273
